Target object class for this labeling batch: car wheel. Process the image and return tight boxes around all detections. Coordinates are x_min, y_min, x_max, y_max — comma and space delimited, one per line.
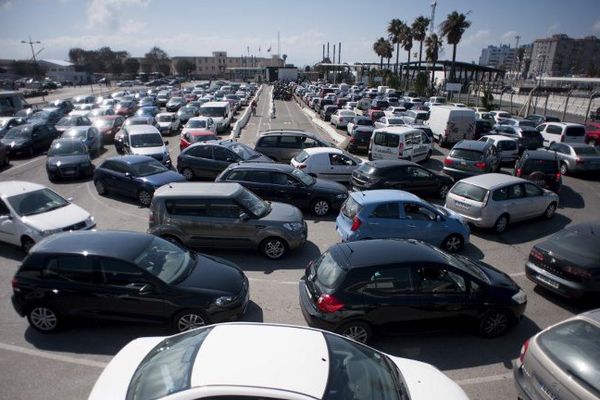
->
181, 167, 194, 181
260, 237, 288, 260
21, 236, 35, 253
479, 310, 511, 338
493, 214, 509, 233
311, 199, 330, 216
544, 202, 557, 219
138, 190, 153, 207
173, 310, 208, 333
94, 179, 107, 195
438, 184, 450, 199
27, 305, 61, 333
338, 321, 373, 344
161, 235, 184, 247
442, 234, 464, 253
559, 162, 568, 176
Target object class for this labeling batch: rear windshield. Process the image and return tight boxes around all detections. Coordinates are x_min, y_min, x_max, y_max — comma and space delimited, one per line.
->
356, 163, 379, 176
449, 149, 484, 161
537, 320, 600, 396
521, 130, 541, 138
357, 119, 374, 126
341, 196, 361, 219
566, 126, 586, 137
574, 146, 600, 155
356, 131, 373, 139
315, 251, 346, 289
450, 182, 488, 202
294, 151, 310, 163
523, 159, 558, 174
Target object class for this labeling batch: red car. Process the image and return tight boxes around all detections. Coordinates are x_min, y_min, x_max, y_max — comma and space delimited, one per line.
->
93, 115, 126, 143
585, 122, 600, 146
115, 100, 137, 117
180, 130, 219, 151
184, 93, 198, 103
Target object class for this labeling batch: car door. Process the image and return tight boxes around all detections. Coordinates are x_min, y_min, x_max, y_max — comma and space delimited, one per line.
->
163, 198, 215, 248
364, 202, 404, 239
240, 170, 272, 200
0, 199, 19, 246
409, 132, 428, 162
102, 160, 133, 195
206, 199, 253, 248
401, 201, 446, 245
506, 183, 528, 221
270, 171, 308, 209
212, 146, 238, 177
327, 153, 357, 182
403, 165, 438, 195
522, 182, 547, 218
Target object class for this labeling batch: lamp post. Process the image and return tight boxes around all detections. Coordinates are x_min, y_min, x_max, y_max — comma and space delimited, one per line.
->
21, 36, 44, 101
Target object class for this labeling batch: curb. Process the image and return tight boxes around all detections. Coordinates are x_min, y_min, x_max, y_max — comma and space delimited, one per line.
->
230, 84, 264, 140
297, 100, 347, 145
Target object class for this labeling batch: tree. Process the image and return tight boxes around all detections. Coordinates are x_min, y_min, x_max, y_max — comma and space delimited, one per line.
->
373, 37, 388, 70
387, 19, 406, 75
382, 40, 393, 72
68, 48, 86, 65
440, 11, 471, 82
175, 59, 195, 76
282, 54, 288, 65
401, 24, 413, 90
411, 16, 430, 79
414, 72, 429, 96
123, 58, 140, 75
425, 34, 443, 88
145, 46, 170, 73
157, 63, 172, 76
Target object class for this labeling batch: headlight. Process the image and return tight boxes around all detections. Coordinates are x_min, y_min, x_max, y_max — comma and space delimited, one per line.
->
283, 222, 303, 232
214, 296, 234, 307
85, 216, 95, 226
336, 193, 348, 199
512, 289, 527, 305
41, 228, 62, 236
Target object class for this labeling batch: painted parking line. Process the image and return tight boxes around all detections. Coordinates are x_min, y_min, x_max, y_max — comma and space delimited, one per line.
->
455, 371, 514, 386
509, 272, 526, 277
0, 342, 107, 369
248, 277, 297, 285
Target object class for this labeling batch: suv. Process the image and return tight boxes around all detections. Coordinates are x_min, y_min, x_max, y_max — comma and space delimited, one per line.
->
514, 150, 562, 193
115, 124, 172, 167
443, 140, 500, 179
254, 130, 334, 163
536, 122, 586, 146
148, 182, 307, 259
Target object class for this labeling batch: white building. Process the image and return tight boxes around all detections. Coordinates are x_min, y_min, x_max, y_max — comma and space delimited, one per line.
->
38, 59, 89, 83
478, 44, 516, 70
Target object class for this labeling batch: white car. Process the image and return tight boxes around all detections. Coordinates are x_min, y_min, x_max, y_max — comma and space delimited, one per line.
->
68, 109, 92, 118
182, 117, 217, 134
155, 112, 181, 136
88, 323, 469, 400
384, 105, 407, 117
329, 109, 356, 128
489, 110, 512, 124
374, 115, 406, 129
291, 147, 362, 183
0, 181, 95, 252
478, 134, 520, 162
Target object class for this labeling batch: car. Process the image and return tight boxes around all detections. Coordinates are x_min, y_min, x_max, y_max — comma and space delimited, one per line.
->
329, 109, 356, 128
496, 118, 536, 128
525, 114, 561, 126
478, 135, 520, 163
545, 142, 600, 175
493, 125, 544, 152
216, 162, 348, 216
179, 130, 218, 151
445, 173, 559, 233
116, 124, 171, 167
536, 122, 586, 146
11, 230, 249, 333
166, 96, 186, 112
254, 129, 334, 163
369, 126, 433, 162
346, 116, 375, 136
0, 116, 26, 139
121, 115, 159, 131
54, 115, 92, 135
48, 99, 74, 114
401, 109, 429, 125
300, 239, 527, 343
0, 123, 56, 157
525, 221, 600, 299
442, 140, 500, 179
28, 108, 63, 125
114, 100, 137, 117
291, 147, 362, 183
46, 138, 94, 181
373, 115, 406, 129
336, 190, 469, 252
319, 104, 338, 121
148, 182, 307, 259
155, 112, 181, 136
585, 121, 600, 146
0, 181, 95, 252
514, 150, 562, 193
87, 107, 115, 121
94, 155, 185, 206
351, 159, 454, 199
488, 110, 512, 124
92, 115, 125, 143
177, 105, 199, 124
346, 129, 375, 154
182, 116, 216, 136
513, 309, 600, 400
177, 140, 273, 180
62, 126, 104, 157
135, 105, 159, 118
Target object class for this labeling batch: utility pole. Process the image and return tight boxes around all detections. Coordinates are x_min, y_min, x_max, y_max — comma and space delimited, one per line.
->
429, 1, 437, 34
513, 35, 521, 80
21, 35, 44, 101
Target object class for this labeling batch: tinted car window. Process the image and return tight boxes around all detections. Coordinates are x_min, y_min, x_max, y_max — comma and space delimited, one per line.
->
99, 258, 144, 286
44, 256, 95, 283
372, 202, 399, 219
363, 267, 414, 294
522, 158, 558, 174
415, 266, 466, 293
546, 125, 562, 135
450, 149, 484, 161
565, 126, 585, 137
186, 145, 212, 158
278, 136, 301, 148
257, 136, 278, 147
208, 200, 241, 218
450, 182, 488, 202
492, 187, 508, 201
165, 199, 208, 216
245, 171, 271, 184
315, 252, 346, 290
524, 183, 543, 197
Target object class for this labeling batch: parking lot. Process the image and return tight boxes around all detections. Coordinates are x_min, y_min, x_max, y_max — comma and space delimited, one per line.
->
1, 84, 600, 400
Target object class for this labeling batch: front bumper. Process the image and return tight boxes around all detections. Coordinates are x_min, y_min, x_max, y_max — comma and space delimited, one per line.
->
283, 221, 308, 250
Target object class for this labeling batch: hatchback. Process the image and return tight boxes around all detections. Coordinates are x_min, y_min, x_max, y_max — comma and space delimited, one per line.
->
299, 239, 527, 343
11, 231, 249, 333
254, 130, 334, 163
514, 150, 561, 193
478, 134, 519, 163
291, 147, 362, 183
546, 142, 600, 175
46, 138, 94, 181
443, 140, 500, 179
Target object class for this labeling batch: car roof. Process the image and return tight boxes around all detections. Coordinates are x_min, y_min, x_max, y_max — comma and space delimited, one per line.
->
65, 126, 91, 133
351, 189, 421, 204
374, 126, 425, 135
367, 160, 417, 169
125, 124, 160, 135
524, 150, 558, 160
188, 130, 216, 136
453, 140, 491, 151
481, 134, 516, 141
156, 112, 175, 117
545, 122, 583, 127
457, 173, 525, 189
580, 308, 600, 325
0, 180, 47, 198
303, 147, 343, 155
30, 230, 153, 262
228, 162, 293, 173
563, 143, 592, 149
201, 101, 229, 107
153, 182, 243, 198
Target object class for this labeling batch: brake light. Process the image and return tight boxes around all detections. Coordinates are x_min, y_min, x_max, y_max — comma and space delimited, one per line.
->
555, 172, 561, 182
519, 339, 529, 364
515, 168, 522, 177
530, 247, 544, 262
564, 266, 593, 279
560, 134, 565, 142
317, 294, 345, 313
11, 277, 18, 290
576, 157, 584, 164
444, 157, 453, 166
351, 216, 362, 231
297, 164, 306, 169
474, 162, 486, 169
398, 142, 404, 157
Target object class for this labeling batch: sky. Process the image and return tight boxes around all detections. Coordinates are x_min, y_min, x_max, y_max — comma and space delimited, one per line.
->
1, 0, 599, 67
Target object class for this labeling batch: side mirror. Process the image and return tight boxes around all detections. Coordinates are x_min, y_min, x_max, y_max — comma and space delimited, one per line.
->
0, 214, 11, 221
164, 141, 169, 145
125, 172, 132, 178
239, 212, 250, 221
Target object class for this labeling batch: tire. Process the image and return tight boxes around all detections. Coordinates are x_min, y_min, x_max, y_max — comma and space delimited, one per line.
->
337, 321, 373, 344
161, 235, 184, 247
260, 237, 288, 260
442, 234, 464, 253
21, 236, 35, 253
438, 184, 450, 199
559, 162, 568, 176
94, 179, 107, 195
493, 214, 509, 234
479, 310, 511, 338
27, 305, 61, 333
138, 189, 153, 207
181, 167, 194, 181
311, 198, 330, 216
172, 310, 208, 333
544, 202, 557, 219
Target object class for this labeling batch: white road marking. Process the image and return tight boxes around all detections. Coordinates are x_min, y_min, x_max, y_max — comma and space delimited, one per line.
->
248, 277, 297, 285
0, 342, 107, 369
509, 272, 526, 277
455, 371, 514, 385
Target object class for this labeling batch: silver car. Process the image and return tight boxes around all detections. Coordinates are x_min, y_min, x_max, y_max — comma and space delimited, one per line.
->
513, 309, 600, 400
254, 130, 334, 163
444, 173, 559, 233
546, 142, 600, 175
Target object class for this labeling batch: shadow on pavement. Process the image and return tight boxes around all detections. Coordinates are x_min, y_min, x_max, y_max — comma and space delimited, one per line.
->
533, 285, 600, 313
473, 213, 571, 245
0, 242, 25, 262
558, 184, 585, 209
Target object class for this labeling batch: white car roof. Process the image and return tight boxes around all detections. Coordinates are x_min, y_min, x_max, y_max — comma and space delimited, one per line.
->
481, 134, 517, 142
303, 147, 343, 155
0, 180, 47, 198
202, 101, 229, 107
458, 173, 525, 190
125, 124, 160, 135
156, 112, 175, 117
188, 116, 211, 121
374, 126, 423, 135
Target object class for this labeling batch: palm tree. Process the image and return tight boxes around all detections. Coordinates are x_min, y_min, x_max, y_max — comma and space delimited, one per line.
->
411, 16, 430, 78
425, 33, 443, 88
401, 24, 413, 90
373, 37, 387, 70
388, 19, 406, 75
439, 11, 471, 82
382, 40, 394, 72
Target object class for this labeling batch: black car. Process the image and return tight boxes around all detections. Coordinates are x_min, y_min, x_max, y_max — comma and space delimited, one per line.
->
352, 160, 454, 199
11, 230, 249, 333
54, 115, 92, 135
0, 123, 56, 157
177, 105, 199, 124
46, 138, 94, 181
216, 163, 348, 216
320, 105, 338, 121
299, 239, 527, 343
475, 118, 494, 139
94, 155, 186, 206
514, 150, 561, 193
526, 222, 600, 299
166, 97, 186, 112
177, 140, 273, 180
347, 130, 373, 154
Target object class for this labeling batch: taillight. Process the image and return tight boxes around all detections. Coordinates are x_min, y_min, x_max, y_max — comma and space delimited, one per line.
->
530, 247, 544, 262
297, 164, 306, 169
11, 277, 18, 290
351, 216, 362, 231
519, 339, 529, 364
560, 134, 565, 142
317, 294, 345, 313
515, 168, 522, 177
398, 142, 404, 157
555, 172, 561, 182
443, 158, 452, 166
474, 162, 486, 169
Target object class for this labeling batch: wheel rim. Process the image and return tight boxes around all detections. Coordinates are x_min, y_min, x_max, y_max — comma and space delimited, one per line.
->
496, 217, 508, 233
483, 312, 508, 336
439, 185, 449, 199
95, 180, 105, 194
265, 239, 285, 259
342, 325, 369, 343
177, 313, 205, 332
30, 307, 57, 331
313, 200, 329, 216
445, 236, 461, 252
546, 204, 556, 218
560, 164, 567, 175
182, 168, 194, 180
139, 191, 152, 206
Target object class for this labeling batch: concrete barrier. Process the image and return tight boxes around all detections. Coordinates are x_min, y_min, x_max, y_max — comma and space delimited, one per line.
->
230, 84, 264, 140
296, 97, 347, 146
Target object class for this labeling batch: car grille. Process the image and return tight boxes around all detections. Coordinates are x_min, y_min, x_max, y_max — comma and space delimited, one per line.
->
58, 166, 79, 177
62, 221, 87, 232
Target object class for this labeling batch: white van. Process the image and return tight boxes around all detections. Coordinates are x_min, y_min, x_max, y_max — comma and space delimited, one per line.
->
536, 122, 586, 146
426, 105, 475, 146
369, 126, 433, 163
429, 96, 446, 104
199, 101, 232, 133
377, 85, 389, 94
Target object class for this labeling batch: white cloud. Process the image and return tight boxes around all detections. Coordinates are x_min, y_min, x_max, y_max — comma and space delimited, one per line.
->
502, 30, 518, 42
593, 20, 600, 31
460, 30, 491, 46
86, 0, 150, 32
0, 0, 13, 10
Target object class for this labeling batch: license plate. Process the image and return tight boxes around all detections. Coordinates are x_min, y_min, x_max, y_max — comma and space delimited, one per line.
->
534, 180, 546, 186
537, 274, 560, 289
62, 169, 76, 176
454, 201, 470, 210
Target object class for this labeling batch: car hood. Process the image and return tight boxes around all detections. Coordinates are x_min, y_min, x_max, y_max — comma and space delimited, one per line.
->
390, 356, 469, 400
1, 138, 30, 146
142, 170, 185, 187
472, 258, 519, 291
131, 146, 166, 156
21, 203, 90, 231
47, 154, 90, 166
177, 254, 244, 294
311, 177, 347, 194
261, 202, 303, 223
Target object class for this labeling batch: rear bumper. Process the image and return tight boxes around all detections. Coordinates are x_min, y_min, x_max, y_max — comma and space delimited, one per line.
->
512, 360, 534, 400
525, 261, 592, 298
11, 295, 25, 317
298, 280, 343, 332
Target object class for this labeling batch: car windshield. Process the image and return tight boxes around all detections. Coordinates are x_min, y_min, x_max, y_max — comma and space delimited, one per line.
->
64, 129, 86, 139
357, 162, 378, 175
169, 97, 183, 103
314, 251, 346, 289
157, 115, 173, 122
199, 106, 226, 117
450, 182, 488, 202
341, 196, 362, 219
7, 188, 69, 216
134, 236, 192, 284
190, 134, 217, 144
294, 151, 310, 163
387, 118, 405, 125
323, 332, 407, 400
548, 228, 600, 262
126, 327, 213, 400
235, 187, 270, 218
130, 160, 168, 177
450, 149, 484, 161
574, 146, 600, 155
130, 133, 164, 148
4, 126, 32, 139
357, 119, 374, 126
57, 117, 77, 126
226, 142, 260, 160
537, 320, 600, 396
291, 168, 315, 185
186, 120, 206, 128
518, 120, 536, 127
48, 141, 87, 156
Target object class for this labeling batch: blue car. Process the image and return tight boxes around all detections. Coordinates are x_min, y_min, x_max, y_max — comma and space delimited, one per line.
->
93, 155, 186, 206
336, 189, 470, 253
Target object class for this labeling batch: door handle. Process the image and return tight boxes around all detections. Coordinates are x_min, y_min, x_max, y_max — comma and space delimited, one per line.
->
255, 225, 266, 229
407, 224, 416, 228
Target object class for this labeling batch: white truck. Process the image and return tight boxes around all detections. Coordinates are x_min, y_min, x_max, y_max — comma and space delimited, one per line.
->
426, 105, 475, 146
